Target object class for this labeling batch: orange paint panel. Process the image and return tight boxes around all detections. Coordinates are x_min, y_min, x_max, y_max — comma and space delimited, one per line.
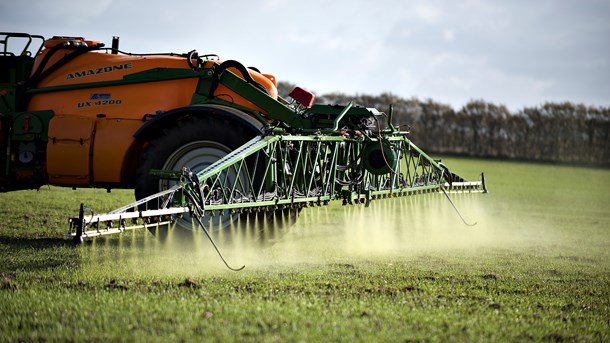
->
47, 115, 94, 186
92, 118, 142, 183
27, 40, 280, 190
34, 51, 192, 88
28, 78, 198, 119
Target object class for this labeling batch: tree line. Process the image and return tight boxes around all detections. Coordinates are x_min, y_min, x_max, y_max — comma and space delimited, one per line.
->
278, 82, 610, 167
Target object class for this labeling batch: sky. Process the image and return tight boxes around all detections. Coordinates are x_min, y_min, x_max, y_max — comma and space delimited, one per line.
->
1, 0, 609, 112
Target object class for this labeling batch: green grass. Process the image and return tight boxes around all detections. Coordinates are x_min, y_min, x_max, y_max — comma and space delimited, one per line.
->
1, 158, 609, 342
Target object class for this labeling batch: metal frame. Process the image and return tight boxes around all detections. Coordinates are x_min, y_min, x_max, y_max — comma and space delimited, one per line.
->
68, 131, 485, 241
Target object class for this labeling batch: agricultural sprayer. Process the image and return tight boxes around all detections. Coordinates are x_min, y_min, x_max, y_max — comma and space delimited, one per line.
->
1, 33, 485, 268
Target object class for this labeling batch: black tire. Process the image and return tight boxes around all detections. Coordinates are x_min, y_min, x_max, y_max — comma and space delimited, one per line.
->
135, 115, 259, 239
135, 114, 300, 242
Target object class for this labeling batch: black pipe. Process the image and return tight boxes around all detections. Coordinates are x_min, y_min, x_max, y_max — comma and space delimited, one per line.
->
72, 203, 85, 244
111, 36, 119, 54
208, 60, 269, 98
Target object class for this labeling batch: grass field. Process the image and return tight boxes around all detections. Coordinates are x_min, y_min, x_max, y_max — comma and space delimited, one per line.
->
1, 158, 609, 342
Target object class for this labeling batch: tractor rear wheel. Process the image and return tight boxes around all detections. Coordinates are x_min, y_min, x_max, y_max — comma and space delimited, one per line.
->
135, 115, 259, 240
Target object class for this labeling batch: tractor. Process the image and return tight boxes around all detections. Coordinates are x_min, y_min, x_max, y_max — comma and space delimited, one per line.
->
0, 32, 485, 262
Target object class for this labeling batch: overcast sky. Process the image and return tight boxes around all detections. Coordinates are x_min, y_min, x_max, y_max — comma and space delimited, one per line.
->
2, 0, 609, 111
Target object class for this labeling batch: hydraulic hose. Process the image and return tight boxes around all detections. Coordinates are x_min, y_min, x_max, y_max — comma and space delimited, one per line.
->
18, 42, 105, 110
208, 60, 269, 98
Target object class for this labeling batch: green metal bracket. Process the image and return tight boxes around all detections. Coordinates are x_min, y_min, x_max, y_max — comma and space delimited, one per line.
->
149, 169, 184, 180
331, 102, 353, 131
